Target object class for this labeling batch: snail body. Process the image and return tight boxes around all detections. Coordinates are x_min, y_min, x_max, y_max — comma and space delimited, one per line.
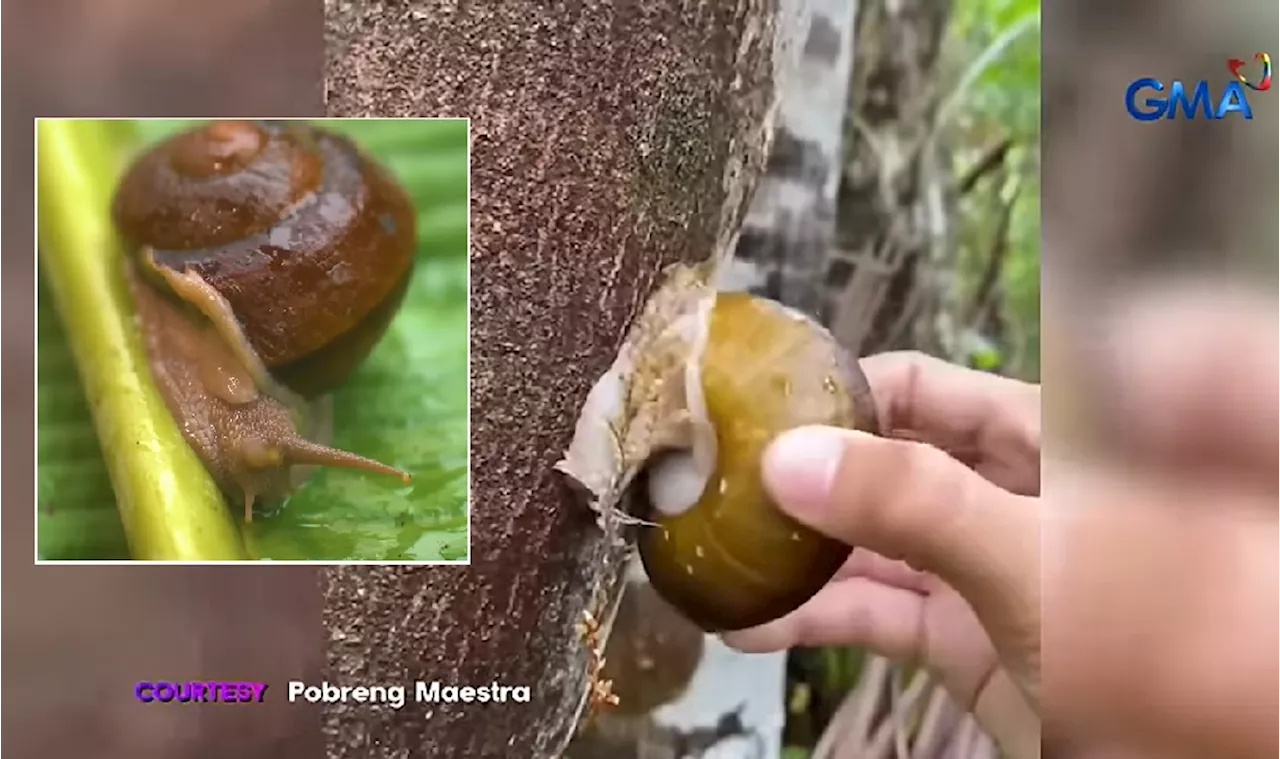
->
556, 264, 879, 633
112, 120, 416, 521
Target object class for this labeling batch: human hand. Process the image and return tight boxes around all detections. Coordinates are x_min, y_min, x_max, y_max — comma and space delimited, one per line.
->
720, 351, 1042, 757
723, 280, 1277, 759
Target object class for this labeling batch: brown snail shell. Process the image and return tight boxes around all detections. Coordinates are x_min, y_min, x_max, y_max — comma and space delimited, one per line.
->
600, 577, 707, 716
113, 119, 417, 397
637, 292, 880, 632
555, 264, 880, 633
112, 120, 416, 521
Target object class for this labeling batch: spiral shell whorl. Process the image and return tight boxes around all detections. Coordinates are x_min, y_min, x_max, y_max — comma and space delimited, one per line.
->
111, 120, 416, 397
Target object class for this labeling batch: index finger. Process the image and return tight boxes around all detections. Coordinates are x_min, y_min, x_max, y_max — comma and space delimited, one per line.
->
860, 351, 1041, 496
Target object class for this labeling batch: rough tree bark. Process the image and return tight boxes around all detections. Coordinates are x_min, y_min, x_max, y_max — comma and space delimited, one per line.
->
323, 3, 782, 756
564, 1, 865, 758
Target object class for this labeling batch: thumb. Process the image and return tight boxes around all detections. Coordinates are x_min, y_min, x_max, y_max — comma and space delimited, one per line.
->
762, 426, 1040, 668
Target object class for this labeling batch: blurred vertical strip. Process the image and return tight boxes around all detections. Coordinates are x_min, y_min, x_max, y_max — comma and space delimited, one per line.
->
1041, 0, 1277, 292
1040, 0, 1277, 753
1039, 0, 1278, 449
3, 2, 325, 759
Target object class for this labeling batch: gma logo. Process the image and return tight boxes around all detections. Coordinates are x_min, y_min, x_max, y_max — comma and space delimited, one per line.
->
1124, 79, 1256, 121
1125, 53, 1271, 121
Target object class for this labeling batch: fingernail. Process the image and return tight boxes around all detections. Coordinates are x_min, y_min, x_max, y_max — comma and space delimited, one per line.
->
761, 427, 848, 519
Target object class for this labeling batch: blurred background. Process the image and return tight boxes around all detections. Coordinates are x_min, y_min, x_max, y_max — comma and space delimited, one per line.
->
4, 2, 324, 758
1040, 4, 1276, 756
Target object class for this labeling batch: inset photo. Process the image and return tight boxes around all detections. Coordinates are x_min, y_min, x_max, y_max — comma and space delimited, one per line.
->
36, 118, 470, 563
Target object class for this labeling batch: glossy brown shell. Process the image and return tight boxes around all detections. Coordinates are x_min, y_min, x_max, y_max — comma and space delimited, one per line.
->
638, 293, 881, 633
600, 580, 705, 716
111, 119, 416, 397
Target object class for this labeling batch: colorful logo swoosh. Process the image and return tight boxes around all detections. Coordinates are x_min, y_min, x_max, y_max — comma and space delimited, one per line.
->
1227, 52, 1272, 91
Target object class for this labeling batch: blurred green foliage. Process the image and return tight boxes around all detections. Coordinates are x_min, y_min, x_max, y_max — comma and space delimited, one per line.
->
947, 0, 1042, 380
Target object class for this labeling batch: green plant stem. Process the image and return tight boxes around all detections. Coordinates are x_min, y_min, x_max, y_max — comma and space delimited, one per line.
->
36, 119, 248, 561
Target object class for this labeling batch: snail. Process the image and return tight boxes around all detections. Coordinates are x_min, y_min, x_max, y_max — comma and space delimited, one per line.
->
599, 570, 706, 716
111, 119, 416, 522
556, 262, 880, 633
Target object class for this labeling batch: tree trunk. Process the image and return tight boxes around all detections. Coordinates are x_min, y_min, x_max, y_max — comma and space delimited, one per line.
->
564, 1, 865, 758
323, 3, 781, 756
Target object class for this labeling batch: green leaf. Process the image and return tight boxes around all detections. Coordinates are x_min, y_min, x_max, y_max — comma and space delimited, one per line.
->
37, 119, 471, 562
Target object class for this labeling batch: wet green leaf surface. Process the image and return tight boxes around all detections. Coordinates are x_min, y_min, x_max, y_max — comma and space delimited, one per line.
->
37, 119, 471, 562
